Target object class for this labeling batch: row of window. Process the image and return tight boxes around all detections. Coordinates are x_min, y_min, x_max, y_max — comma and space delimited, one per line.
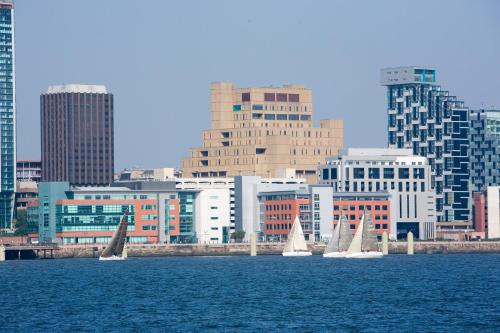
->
334, 204, 388, 211
323, 167, 425, 180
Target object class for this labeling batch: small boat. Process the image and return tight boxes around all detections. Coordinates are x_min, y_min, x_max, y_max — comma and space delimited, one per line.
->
282, 215, 312, 256
345, 213, 383, 259
323, 213, 353, 258
99, 209, 129, 261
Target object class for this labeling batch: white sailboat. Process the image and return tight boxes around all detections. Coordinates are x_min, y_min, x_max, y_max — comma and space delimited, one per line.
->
323, 213, 353, 258
99, 209, 129, 261
345, 213, 383, 259
282, 215, 312, 256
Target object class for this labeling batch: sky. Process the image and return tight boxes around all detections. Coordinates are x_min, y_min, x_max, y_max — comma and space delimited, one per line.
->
14, 0, 500, 170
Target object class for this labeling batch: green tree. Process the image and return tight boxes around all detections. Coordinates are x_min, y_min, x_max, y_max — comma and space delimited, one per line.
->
14, 209, 29, 236
230, 230, 246, 242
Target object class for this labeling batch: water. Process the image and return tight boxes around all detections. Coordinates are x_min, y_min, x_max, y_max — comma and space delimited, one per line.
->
1, 254, 500, 332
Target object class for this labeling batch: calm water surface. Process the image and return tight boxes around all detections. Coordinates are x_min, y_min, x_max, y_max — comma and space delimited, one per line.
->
1, 254, 500, 332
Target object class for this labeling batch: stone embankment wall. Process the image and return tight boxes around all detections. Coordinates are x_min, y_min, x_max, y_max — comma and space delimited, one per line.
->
53, 241, 500, 259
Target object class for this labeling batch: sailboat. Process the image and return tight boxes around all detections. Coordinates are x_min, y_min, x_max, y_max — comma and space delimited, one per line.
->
99, 209, 129, 261
345, 213, 383, 259
323, 213, 353, 258
282, 215, 312, 256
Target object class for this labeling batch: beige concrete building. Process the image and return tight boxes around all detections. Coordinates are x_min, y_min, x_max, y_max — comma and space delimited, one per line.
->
182, 82, 343, 184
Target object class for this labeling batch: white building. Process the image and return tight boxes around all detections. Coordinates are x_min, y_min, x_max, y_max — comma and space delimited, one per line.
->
319, 148, 436, 240
175, 178, 234, 244
487, 186, 500, 239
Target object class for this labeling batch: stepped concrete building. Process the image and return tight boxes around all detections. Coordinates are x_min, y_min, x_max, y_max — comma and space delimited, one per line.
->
182, 82, 343, 184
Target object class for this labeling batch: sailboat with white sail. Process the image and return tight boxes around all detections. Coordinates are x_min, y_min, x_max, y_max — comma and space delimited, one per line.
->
323, 213, 353, 258
282, 215, 312, 256
99, 209, 129, 261
345, 213, 383, 259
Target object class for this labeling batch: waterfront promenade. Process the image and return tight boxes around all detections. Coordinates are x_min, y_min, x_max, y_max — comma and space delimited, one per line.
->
50, 241, 500, 259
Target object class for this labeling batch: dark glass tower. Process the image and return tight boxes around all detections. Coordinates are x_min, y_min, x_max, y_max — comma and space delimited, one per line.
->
381, 67, 470, 223
41, 85, 114, 186
0, 0, 15, 230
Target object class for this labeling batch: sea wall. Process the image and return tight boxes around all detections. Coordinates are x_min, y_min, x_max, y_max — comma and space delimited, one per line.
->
53, 241, 500, 259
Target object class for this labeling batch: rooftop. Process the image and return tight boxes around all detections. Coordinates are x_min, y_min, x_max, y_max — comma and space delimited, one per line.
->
47, 84, 108, 94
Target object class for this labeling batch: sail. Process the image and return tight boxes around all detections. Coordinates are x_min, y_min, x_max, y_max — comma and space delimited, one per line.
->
324, 215, 341, 254
347, 215, 364, 254
101, 209, 129, 258
338, 214, 353, 252
361, 213, 379, 252
284, 216, 309, 252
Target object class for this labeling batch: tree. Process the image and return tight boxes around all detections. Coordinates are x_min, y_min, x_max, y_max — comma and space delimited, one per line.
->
230, 230, 245, 242
14, 209, 29, 236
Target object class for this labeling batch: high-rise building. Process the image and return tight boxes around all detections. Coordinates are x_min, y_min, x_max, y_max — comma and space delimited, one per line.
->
41, 84, 114, 186
469, 109, 500, 192
182, 82, 343, 184
381, 67, 470, 224
318, 148, 436, 240
0, 0, 15, 230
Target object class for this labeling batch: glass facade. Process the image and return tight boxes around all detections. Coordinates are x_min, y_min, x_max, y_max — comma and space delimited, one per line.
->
172, 192, 196, 243
383, 71, 470, 222
470, 110, 500, 192
0, 1, 15, 230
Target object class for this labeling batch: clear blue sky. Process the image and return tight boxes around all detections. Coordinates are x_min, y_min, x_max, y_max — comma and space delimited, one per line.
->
15, 0, 500, 170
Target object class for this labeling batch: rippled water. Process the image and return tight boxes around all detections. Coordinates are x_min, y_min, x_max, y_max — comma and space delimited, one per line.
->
1, 254, 500, 332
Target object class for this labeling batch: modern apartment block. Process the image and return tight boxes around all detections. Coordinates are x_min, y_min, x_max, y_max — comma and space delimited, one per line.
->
319, 148, 436, 240
381, 67, 470, 224
182, 82, 343, 184
41, 84, 114, 186
0, 0, 15, 230
469, 109, 500, 192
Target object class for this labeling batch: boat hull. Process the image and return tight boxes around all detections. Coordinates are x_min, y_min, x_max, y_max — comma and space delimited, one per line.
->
345, 251, 384, 259
99, 255, 126, 261
323, 251, 347, 258
282, 251, 312, 257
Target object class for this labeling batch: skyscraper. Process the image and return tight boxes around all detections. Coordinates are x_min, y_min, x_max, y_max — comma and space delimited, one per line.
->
381, 67, 470, 224
182, 82, 343, 184
0, 0, 15, 230
469, 109, 500, 192
41, 84, 114, 186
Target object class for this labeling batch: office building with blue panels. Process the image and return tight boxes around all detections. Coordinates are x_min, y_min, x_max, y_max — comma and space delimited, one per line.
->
381, 67, 470, 224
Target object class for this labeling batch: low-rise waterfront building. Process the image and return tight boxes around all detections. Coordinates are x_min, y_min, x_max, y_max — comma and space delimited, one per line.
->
333, 192, 391, 238
319, 148, 436, 240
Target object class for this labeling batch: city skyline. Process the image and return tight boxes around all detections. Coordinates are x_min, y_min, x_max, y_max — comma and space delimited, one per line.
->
14, 0, 500, 169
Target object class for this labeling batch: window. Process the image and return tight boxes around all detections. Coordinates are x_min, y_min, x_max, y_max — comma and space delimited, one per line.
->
383, 168, 394, 179
252, 104, 263, 111
322, 168, 329, 180
368, 168, 380, 179
242, 93, 250, 101
233, 105, 241, 111
354, 168, 365, 179
399, 168, 410, 179
330, 168, 338, 180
